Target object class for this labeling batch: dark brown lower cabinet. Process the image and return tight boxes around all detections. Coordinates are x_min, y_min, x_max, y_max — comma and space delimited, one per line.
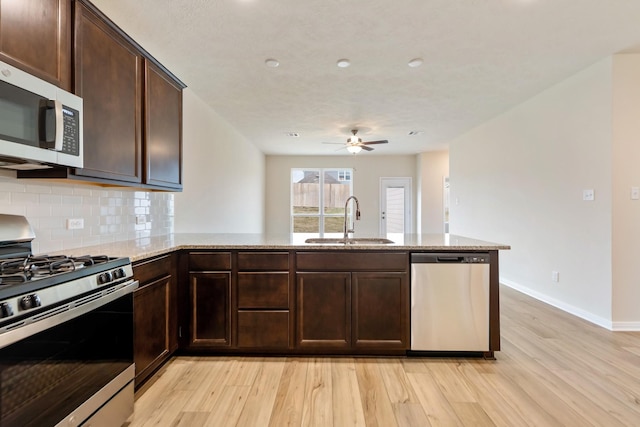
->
352, 272, 408, 349
134, 277, 169, 381
181, 250, 407, 354
189, 272, 231, 347
296, 271, 408, 351
295, 252, 409, 353
133, 254, 176, 386
296, 272, 351, 349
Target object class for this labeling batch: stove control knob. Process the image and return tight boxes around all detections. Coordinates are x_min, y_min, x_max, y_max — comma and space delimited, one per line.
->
98, 271, 113, 285
20, 294, 42, 310
114, 268, 126, 279
0, 302, 13, 318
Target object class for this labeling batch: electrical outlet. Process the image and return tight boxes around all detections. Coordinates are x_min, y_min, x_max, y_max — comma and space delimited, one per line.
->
583, 189, 595, 201
551, 271, 559, 283
135, 215, 146, 225
66, 218, 84, 230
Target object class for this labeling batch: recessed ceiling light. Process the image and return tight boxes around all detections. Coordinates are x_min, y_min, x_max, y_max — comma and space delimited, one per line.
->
265, 58, 280, 68
286, 132, 300, 137
336, 58, 351, 68
408, 58, 424, 68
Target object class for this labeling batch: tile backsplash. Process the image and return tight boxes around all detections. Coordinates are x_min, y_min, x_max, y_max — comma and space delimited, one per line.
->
0, 171, 173, 255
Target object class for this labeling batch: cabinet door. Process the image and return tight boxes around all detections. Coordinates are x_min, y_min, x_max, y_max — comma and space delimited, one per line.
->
0, 0, 71, 89
352, 272, 409, 349
144, 60, 182, 189
296, 272, 351, 348
74, 2, 142, 183
134, 275, 170, 384
190, 272, 231, 347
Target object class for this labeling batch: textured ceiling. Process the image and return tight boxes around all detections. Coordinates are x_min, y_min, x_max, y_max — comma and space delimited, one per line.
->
91, 0, 640, 156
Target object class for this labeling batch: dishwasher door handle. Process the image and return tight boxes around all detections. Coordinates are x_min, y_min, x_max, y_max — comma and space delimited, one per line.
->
436, 256, 465, 263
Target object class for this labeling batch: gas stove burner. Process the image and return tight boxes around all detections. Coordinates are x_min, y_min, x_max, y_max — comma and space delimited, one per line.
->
0, 272, 28, 285
0, 254, 114, 286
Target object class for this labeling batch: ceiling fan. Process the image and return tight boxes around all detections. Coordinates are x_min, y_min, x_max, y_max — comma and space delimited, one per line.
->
323, 129, 388, 153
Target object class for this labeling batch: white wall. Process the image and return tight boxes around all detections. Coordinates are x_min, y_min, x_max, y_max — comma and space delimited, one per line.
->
416, 150, 449, 234
449, 58, 614, 327
611, 54, 640, 327
174, 89, 265, 233
265, 155, 416, 235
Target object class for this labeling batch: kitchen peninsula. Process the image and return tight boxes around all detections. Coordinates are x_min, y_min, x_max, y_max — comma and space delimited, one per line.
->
63, 233, 509, 385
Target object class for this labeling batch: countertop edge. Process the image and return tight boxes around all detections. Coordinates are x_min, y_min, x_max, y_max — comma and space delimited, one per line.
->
54, 234, 511, 263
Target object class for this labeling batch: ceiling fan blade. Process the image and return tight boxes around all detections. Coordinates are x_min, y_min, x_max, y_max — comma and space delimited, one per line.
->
362, 140, 388, 145
360, 145, 374, 151
322, 141, 346, 145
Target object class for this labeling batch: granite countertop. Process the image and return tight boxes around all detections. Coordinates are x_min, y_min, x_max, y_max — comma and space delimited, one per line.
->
59, 233, 510, 263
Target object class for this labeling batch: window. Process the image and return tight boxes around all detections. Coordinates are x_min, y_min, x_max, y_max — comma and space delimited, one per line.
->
338, 170, 351, 181
291, 168, 353, 236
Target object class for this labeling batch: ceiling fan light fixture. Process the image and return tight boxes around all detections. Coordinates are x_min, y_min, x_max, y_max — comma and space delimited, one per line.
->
336, 58, 351, 68
346, 145, 362, 154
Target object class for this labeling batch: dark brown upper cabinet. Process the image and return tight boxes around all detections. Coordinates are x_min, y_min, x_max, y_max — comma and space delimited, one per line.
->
0, 0, 72, 90
17, 0, 185, 191
73, 1, 143, 184
144, 61, 183, 189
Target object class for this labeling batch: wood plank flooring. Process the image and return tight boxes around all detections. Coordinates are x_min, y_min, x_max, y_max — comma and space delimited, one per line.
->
126, 286, 640, 426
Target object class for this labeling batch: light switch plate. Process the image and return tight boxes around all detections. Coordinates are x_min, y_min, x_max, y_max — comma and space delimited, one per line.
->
631, 187, 639, 200
583, 189, 595, 201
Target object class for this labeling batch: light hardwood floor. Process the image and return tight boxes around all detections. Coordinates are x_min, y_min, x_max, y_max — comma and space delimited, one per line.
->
126, 285, 640, 426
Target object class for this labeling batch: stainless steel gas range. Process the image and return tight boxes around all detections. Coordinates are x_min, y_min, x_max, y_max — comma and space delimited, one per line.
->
0, 214, 138, 427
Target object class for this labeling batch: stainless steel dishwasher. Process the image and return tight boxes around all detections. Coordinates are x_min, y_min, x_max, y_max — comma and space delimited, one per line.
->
410, 252, 490, 352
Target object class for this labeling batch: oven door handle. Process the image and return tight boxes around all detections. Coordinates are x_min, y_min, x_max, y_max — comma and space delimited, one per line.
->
0, 279, 139, 350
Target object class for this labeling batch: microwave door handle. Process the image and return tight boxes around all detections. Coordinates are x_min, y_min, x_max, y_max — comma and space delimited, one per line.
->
53, 99, 63, 151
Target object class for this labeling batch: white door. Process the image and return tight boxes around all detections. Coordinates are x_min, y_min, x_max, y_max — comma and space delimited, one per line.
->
380, 178, 412, 238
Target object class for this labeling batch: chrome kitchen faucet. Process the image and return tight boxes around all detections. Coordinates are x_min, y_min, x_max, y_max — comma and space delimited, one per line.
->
343, 196, 361, 239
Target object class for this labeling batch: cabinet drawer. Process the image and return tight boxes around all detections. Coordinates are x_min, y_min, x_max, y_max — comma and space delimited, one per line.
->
238, 273, 289, 309
189, 252, 231, 271
238, 311, 289, 348
237, 252, 289, 271
296, 252, 408, 272
133, 255, 172, 286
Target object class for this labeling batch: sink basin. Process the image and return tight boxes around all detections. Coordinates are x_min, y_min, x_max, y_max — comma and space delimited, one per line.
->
304, 237, 394, 245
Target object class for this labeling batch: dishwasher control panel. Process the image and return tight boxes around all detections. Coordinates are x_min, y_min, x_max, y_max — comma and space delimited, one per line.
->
464, 255, 489, 263
410, 253, 490, 264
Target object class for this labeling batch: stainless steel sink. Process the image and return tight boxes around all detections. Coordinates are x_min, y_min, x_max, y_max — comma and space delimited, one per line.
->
304, 237, 394, 245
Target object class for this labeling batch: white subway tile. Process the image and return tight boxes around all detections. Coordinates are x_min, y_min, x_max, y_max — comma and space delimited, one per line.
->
39, 194, 62, 204
12, 192, 39, 204
1, 176, 172, 250
62, 195, 83, 205
25, 183, 53, 194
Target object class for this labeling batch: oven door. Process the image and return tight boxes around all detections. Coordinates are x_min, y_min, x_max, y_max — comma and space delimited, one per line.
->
0, 280, 137, 427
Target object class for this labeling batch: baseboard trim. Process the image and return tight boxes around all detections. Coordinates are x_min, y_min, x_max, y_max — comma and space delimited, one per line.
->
500, 277, 620, 331
610, 321, 640, 331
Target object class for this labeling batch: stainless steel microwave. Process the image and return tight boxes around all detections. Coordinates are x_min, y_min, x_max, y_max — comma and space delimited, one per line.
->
0, 60, 83, 170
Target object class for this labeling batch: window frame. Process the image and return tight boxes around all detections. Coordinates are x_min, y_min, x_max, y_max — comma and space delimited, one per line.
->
290, 168, 354, 236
